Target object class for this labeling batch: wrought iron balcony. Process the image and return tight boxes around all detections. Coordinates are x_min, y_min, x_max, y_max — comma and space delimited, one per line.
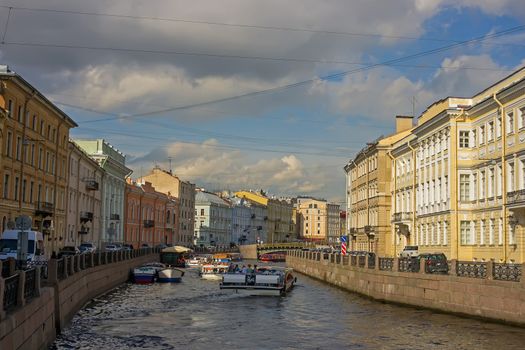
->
364, 225, 376, 235
349, 228, 357, 235
85, 179, 99, 191
78, 226, 89, 235
143, 219, 155, 228
110, 214, 120, 221
392, 212, 413, 222
80, 211, 94, 222
35, 201, 54, 216
507, 189, 525, 206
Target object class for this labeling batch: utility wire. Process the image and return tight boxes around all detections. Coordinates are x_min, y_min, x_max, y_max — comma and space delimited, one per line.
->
58, 23, 525, 124
1, 4, 524, 49
1, 6, 11, 44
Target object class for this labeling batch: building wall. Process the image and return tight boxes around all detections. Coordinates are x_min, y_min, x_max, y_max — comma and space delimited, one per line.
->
138, 167, 195, 246
66, 141, 103, 248
194, 192, 232, 247
0, 69, 77, 257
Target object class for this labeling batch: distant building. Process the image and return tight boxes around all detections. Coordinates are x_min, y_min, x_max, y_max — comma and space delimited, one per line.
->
194, 190, 231, 248
230, 196, 267, 245
138, 167, 195, 246
296, 197, 340, 243
74, 139, 132, 246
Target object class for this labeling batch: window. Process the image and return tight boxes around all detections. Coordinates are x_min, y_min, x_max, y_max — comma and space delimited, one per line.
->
3, 174, 9, 199
520, 107, 525, 129
40, 120, 44, 135
498, 218, 503, 245
496, 116, 502, 138
459, 131, 470, 148
497, 165, 502, 196
21, 179, 26, 202
29, 181, 33, 203
459, 174, 470, 202
509, 222, 516, 245
200, 208, 204, 216
488, 168, 494, 198
479, 171, 485, 199
17, 105, 22, 123
488, 121, 494, 141
479, 125, 485, 144
489, 219, 495, 245
507, 111, 514, 134
14, 177, 19, 201
480, 220, 485, 245
443, 221, 448, 245
32, 115, 37, 130
16, 136, 21, 160
38, 148, 43, 169
6, 131, 12, 157
460, 221, 474, 245
508, 161, 515, 193
30, 144, 35, 166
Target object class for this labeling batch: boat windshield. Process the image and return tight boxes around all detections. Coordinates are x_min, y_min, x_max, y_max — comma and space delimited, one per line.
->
0, 239, 35, 254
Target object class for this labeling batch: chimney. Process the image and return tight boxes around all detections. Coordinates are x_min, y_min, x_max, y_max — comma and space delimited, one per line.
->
395, 115, 413, 133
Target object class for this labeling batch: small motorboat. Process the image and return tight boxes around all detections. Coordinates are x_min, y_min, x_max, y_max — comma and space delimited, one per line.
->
199, 264, 229, 280
158, 268, 185, 283
133, 262, 166, 284
258, 252, 286, 262
220, 267, 296, 296
186, 255, 210, 267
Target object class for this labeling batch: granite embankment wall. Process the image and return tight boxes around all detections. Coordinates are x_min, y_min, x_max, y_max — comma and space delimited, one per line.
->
287, 251, 525, 326
0, 249, 159, 349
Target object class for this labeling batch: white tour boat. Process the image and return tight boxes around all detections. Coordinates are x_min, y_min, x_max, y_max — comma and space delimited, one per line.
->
220, 267, 297, 296
199, 264, 229, 280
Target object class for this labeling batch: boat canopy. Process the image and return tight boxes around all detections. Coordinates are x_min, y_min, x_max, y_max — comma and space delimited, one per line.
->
162, 246, 192, 253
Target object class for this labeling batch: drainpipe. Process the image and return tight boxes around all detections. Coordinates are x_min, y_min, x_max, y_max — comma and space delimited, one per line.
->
387, 151, 396, 257
454, 108, 467, 260
493, 93, 507, 262
18, 91, 35, 214
407, 140, 417, 246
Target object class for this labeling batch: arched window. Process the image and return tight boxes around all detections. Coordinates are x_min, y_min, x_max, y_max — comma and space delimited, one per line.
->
166, 210, 170, 223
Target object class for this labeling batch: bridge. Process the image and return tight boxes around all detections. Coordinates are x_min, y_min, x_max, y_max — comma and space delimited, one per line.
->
238, 242, 313, 259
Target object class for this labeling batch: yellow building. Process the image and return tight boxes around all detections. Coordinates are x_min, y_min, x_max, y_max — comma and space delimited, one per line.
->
0, 65, 77, 256
234, 190, 294, 243
296, 197, 340, 243
345, 116, 412, 256
385, 67, 525, 262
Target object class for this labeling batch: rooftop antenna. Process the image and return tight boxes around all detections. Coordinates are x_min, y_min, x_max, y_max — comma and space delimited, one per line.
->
411, 95, 418, 118
168, 157, 173, 174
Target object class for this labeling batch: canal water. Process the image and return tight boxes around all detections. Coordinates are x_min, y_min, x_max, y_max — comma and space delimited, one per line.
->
52, 264, 525, 350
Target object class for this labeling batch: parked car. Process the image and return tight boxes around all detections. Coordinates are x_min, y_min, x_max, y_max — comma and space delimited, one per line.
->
58, 246, 80, 258
78, 242, 97, 253
399, 245, 419, 258
140, 243, 150, 248
122, 244, 134, 250
105, 244, 120, 252
418, 253, 448, 274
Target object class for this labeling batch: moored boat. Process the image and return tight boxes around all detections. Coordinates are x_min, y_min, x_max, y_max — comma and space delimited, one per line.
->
258, 251, 286, 262
133, 266, 158, 284
220, 267, 296, 296
158, 268, 185, 283
199, 264, 229, 280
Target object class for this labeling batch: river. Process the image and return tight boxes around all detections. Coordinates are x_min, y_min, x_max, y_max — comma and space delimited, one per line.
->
51, 263, 525, 349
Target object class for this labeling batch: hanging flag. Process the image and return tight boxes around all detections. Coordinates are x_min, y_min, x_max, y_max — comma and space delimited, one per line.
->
341, 235, 347, 255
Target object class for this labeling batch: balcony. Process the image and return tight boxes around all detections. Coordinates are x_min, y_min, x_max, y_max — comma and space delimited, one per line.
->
85, 179, 99, 191
80, 211, 94, 223
143, 219, 155, 228
364, 225, 376, 236
392, 212, 413, 222
78, 226, 89, 235
35, 201, 54, 216
507, 189, 525, 207
110, 214, 120, 221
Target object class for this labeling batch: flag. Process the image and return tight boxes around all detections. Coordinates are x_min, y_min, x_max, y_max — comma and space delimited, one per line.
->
341, 235, 347, 255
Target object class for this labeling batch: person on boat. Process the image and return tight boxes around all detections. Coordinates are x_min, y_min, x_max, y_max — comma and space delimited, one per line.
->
241, 265, 247, 273
253, 264, 258, 273
234, 264, 240, 273
246, 264, 254, 273
228, 263, 235, 273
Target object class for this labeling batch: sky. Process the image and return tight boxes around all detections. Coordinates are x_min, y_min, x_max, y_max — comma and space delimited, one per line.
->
1, 0, 525, 206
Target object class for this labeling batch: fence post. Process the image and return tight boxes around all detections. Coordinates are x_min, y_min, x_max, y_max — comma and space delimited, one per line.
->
47, 259, 58, 283
450, 259, 457, 276
0, 277, 5, 321
393, 257, 399, 272
7, 258, 16, 276
375, 255, 379, 270
419, 258, 426, 274
486, 260, 494, 280
17, 270, 26, 307
35, 266, 42, 297
69, 256, 75, 275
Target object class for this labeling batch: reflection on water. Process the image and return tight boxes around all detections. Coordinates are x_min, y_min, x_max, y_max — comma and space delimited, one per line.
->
52, 266, 525, 349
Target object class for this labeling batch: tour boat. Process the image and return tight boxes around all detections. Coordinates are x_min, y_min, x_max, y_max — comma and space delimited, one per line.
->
186, 255, 211, 267
157, 267, 185, 283
258, 252, 286, 262
199, 264, 229, 280
220, 267, 296, 296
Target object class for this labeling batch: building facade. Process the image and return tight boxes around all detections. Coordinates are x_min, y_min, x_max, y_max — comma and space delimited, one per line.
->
230, 196, 267, 245
66, 140, 103, 248
138, 167, 195, 246
296, 197, 340, 243
345, 117, 412, 255
194, 190, 232, 248
74, 139, 131, 247
124, 180, 175, 248
0, 65, 77, 256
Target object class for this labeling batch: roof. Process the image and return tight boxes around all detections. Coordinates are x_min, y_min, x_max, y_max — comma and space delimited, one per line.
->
195, 191, 230, 206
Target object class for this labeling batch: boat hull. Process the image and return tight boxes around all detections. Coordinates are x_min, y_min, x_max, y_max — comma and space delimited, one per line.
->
133, 274, 155, 284
201, 273, 223, 281
157, 268, 184, 283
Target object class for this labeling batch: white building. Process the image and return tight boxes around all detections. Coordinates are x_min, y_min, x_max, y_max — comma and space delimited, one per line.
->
230, 197, 268, 245
194, 190, 232, 248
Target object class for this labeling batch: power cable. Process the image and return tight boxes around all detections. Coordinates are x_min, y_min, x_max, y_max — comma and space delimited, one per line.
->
1, 6, 11, 43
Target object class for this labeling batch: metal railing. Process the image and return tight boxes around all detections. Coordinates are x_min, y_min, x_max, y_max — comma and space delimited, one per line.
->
351, 255, 357, 266
358, 255, 366, 267
493, 263, 522, 282
456, 261, 487, 279
336, 254, 341, 264
3, 274, 19, 311
368, 255, 376, 269
398, 257, 420, 272
57, 258, 66, 280
24, 268, 37, 300
379, 258, 394, 271
343, 256, 349, 265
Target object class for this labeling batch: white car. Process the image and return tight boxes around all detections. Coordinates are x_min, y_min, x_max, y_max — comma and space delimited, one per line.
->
79, 242, 97, 253
105, 244, 120, 252
399, 245, 419, 258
